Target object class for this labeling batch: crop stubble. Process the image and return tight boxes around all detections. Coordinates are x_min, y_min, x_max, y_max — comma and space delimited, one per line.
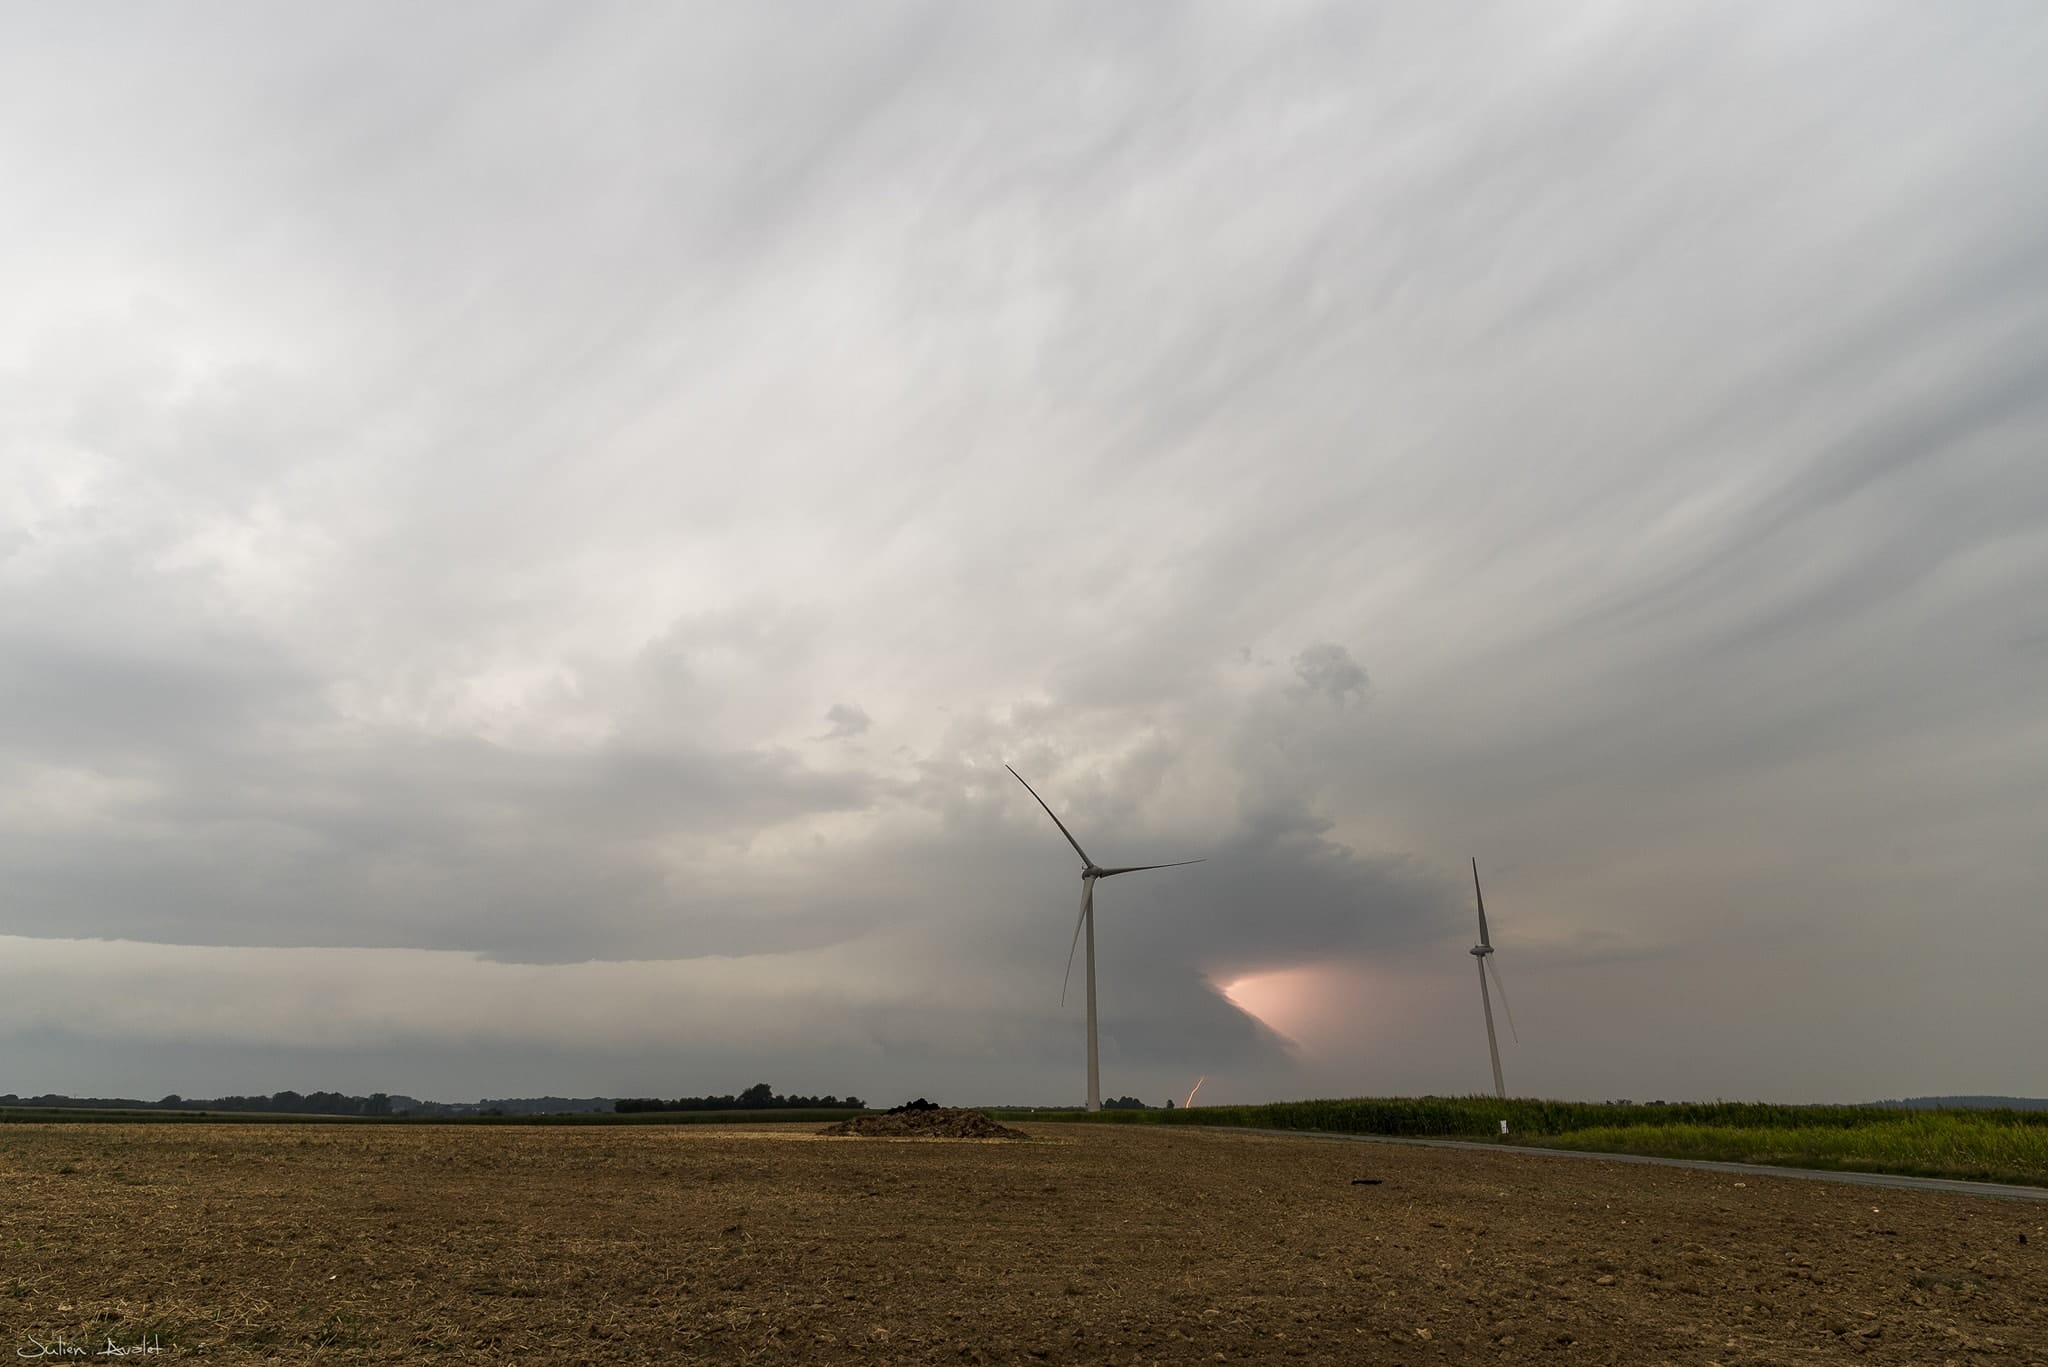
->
0, 1121, 2041, 1363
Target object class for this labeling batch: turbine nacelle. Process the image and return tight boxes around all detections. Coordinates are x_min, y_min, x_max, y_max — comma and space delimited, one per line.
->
1470, 943, 1493, 958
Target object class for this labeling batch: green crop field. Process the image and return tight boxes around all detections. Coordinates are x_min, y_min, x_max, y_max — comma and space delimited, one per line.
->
995, 1096, 2048, 1187
1529, 1115, 2048, 1186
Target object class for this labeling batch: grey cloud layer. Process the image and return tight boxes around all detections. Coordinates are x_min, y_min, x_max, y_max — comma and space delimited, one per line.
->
2, 2, 2044, 1102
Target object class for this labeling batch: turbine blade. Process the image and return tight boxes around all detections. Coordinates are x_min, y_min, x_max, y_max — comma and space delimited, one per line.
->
1471, 857, 1492, 948
1007, 765, 1094, 868
1486, 956, 1520, 1044
1060, 879, 1093, 1006
1477, 957, 1504, 1099
1094, 859, 1206, 877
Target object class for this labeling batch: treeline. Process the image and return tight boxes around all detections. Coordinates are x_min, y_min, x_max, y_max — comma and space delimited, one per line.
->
1, 1091, 396, 1116
428, 1097, 614, 1117
181, 1091, 400, 1116
0, 1092, 613, 1118
614, 1082, 864, 1114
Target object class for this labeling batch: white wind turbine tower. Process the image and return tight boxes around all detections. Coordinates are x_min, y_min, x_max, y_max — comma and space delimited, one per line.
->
1007, 765, 1204, 1113
1470, 858, 1518, 1100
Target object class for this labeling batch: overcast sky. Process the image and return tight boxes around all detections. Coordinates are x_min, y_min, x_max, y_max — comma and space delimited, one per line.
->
4, 2, 2045, 1108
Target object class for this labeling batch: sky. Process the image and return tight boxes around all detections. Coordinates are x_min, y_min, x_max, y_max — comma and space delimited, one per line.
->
3, 2, 2045, 1108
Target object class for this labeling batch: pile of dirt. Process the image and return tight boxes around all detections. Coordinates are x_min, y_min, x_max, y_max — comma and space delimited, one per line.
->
818, 1105, 1028, 1140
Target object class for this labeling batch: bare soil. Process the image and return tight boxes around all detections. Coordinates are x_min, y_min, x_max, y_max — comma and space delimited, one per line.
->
0, 1121, 2041, 1363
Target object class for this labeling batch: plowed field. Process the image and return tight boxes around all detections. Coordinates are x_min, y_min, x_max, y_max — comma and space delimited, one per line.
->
1, 1121, 2041, 1363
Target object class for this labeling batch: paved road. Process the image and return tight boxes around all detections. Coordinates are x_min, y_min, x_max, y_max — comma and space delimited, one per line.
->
1216, 1127, 2048, 1203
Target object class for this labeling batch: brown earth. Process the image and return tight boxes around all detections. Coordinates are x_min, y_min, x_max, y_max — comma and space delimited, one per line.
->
0, 1121, 2042, 1364
819, 1108, 1029, 1140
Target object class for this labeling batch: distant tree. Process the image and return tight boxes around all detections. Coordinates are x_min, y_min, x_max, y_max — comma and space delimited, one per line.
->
158, 1094, 183, 1109
615, 1086, 862, 1114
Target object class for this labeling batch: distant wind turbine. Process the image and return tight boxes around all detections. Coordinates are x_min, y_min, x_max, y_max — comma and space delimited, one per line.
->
1470, 858, 1519, 1100
1007, 765, 1204, 1113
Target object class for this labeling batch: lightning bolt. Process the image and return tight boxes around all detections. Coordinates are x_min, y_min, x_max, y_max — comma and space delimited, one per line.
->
1184, 1075, 1206, 1110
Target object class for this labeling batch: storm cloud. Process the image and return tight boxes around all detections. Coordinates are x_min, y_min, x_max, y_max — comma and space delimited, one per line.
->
2, 2, 2044, 1106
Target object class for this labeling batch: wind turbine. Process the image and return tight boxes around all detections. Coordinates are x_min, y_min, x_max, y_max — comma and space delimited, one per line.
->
1469, 857, 1518, 1100
1007, 765, 1204, 1113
